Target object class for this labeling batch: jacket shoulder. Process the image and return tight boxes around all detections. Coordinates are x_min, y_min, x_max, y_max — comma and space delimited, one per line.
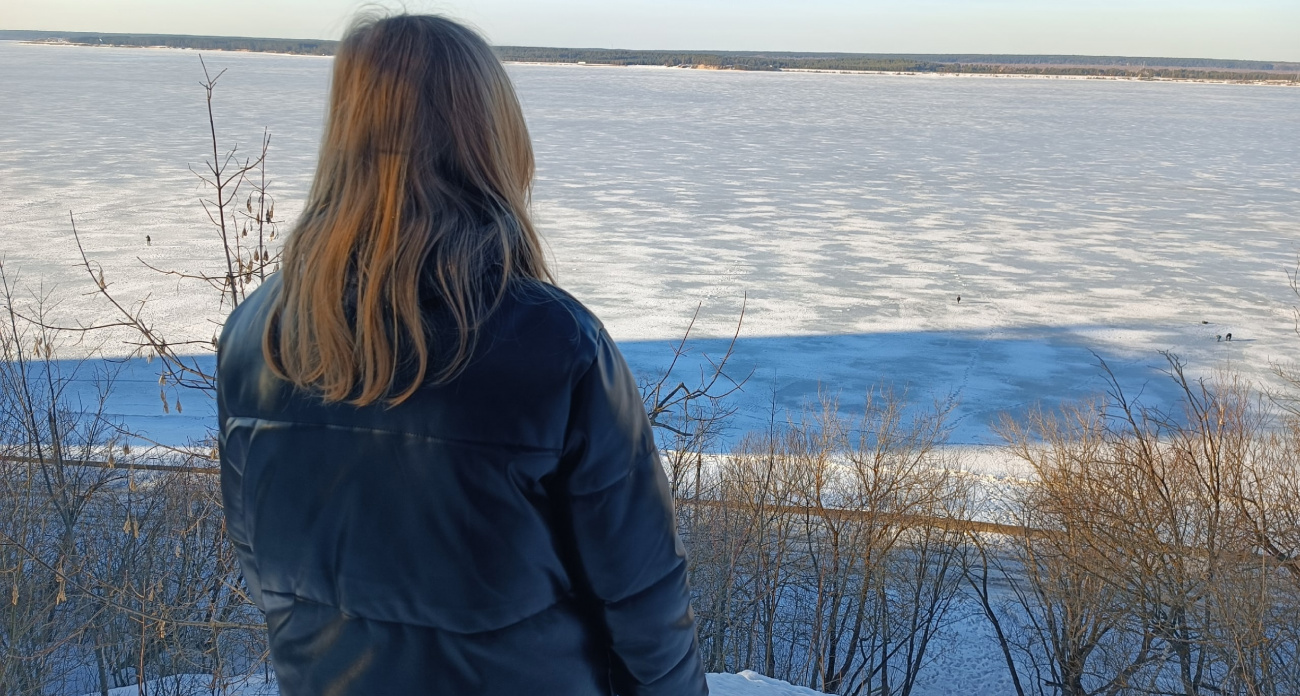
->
493, 279, 606, 371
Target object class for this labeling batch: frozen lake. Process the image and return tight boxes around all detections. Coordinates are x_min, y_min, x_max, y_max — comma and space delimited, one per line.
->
2, 41, 1300, 445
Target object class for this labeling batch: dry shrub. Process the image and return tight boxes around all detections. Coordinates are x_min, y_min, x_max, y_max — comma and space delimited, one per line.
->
679, 388, 971, 695
997, 357, 1300, 696
0, 272, 266, 696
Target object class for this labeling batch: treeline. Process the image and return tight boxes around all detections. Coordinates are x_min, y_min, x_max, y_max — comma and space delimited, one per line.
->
497, 46, 1300, 81
3, 31, 1296, 80
1, 30, 336, 55
934, 64, 1299, 82
496, 46, 1300, 73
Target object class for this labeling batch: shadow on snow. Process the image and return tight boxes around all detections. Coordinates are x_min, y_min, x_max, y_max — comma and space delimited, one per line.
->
21, 325, 1191, 448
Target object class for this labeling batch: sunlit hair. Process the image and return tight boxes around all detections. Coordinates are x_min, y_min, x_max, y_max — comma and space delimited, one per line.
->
264, 13, 551, 406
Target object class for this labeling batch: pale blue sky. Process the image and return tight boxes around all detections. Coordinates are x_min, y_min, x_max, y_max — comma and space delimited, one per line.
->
4, 0, 1298, 61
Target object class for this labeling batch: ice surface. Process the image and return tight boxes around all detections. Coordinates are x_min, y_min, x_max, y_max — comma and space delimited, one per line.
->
3, 42, 1300, 449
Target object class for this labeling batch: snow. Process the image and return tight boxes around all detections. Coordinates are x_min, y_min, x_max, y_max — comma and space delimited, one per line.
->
79, 674, 278, 696
4, 42, 1299, 450
79, 671, 830, 696
707, 671, 831, 696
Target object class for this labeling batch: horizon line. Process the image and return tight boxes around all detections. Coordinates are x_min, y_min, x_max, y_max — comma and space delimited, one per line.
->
0, 29, 1295, 66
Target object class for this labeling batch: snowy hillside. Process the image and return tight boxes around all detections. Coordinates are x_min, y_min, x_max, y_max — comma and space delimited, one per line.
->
708, 672, 831, 696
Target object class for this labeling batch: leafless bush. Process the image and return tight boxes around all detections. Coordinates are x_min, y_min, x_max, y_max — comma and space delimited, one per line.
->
0, 265, 266, 696
641, 297, 750, 499
679, 387, 971, 695
992, 356, 1300, 696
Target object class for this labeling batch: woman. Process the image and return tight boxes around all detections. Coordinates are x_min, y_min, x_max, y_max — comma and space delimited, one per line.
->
217, 14, 708, 696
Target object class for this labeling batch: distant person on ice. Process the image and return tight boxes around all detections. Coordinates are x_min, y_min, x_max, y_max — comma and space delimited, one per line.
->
217, 13, 707, 696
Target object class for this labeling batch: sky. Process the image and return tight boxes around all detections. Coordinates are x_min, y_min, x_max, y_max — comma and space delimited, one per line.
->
3, 0, 1298, 62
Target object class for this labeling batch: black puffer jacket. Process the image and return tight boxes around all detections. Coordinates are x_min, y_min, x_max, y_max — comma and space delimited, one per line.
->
217, 275, 708, 696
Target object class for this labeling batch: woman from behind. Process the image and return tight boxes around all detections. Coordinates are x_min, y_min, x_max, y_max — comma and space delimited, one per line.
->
216, 13, 707, 696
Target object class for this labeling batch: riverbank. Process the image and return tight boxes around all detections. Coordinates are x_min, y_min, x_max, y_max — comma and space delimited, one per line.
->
8, 35, 1297, 84
502, 58, 1300, 85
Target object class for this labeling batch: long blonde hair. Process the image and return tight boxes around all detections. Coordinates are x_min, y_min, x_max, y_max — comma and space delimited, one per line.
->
265, 13, 551, 406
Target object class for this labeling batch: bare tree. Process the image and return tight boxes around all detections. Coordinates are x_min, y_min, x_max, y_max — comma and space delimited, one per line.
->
680, 387, 970, 695
39, 56, 280, 424
0, 262, 267, 695
993, 355, 1300, 696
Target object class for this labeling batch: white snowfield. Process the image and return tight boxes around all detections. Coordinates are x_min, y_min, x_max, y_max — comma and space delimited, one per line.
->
79, 671, 831, 696
4, 42, 1299, 449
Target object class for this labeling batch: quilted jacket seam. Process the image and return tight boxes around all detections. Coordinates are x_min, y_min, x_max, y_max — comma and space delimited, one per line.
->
221, 414, 562, 454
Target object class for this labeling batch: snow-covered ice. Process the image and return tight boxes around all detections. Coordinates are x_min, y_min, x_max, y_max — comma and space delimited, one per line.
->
3, 41, 1299, 447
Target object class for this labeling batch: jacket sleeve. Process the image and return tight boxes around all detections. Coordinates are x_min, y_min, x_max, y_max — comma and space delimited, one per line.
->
218, 415, 264, 610
559, 329, 709, 696
216, 339, 265, 613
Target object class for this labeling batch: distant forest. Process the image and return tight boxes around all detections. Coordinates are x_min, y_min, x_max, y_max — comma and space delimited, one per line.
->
498, 47, 1300, 81
3, 30, 1297, 81
0, 30, 335, 56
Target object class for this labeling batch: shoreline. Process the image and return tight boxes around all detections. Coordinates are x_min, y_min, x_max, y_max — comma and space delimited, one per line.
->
12, 39, 333, 58
505, 60, 1300, 86
778, 66, 1299, 86
12, 40, 1297, 86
